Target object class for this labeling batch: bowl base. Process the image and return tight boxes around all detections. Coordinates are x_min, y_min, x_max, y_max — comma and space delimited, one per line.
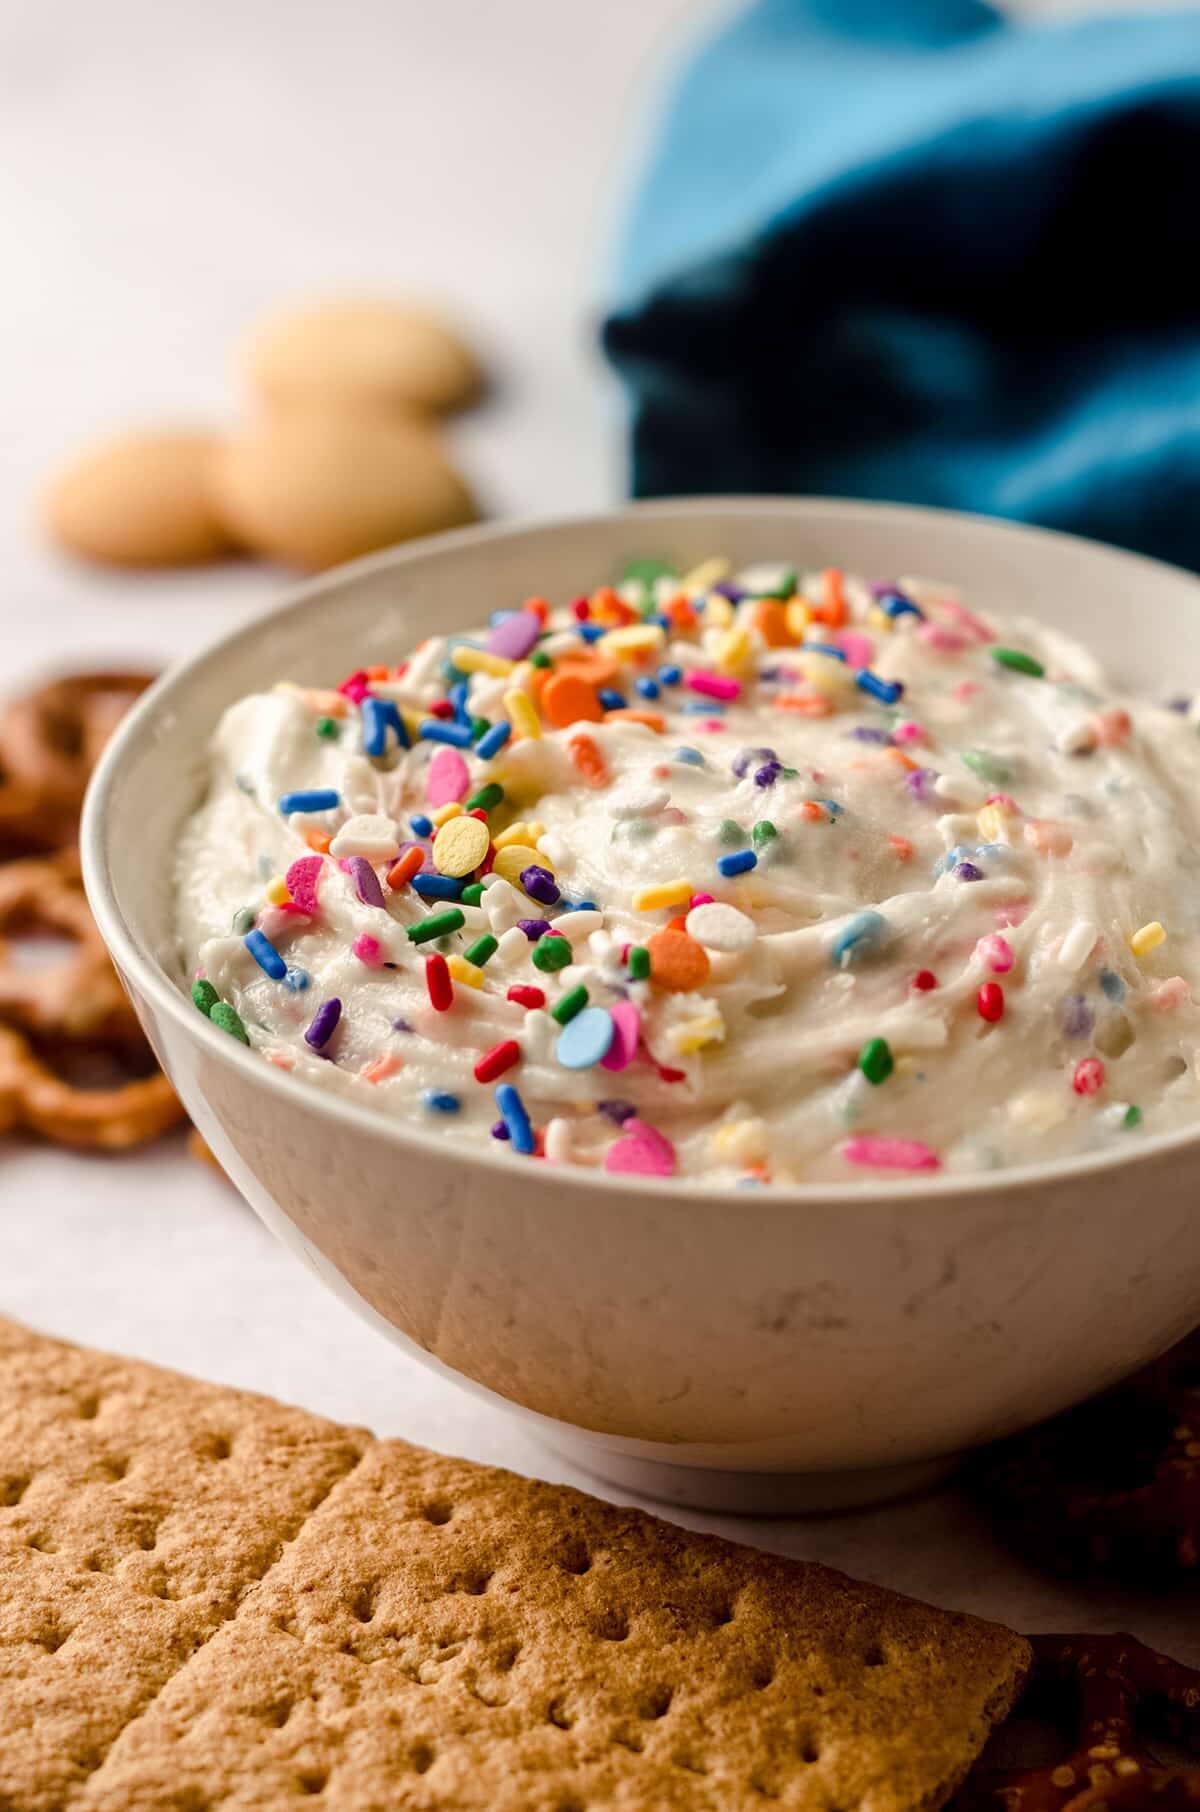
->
537, 1434, 958, 1516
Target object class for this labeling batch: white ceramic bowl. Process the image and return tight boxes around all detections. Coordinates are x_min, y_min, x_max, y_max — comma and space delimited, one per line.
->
83, 499, 1200, 1513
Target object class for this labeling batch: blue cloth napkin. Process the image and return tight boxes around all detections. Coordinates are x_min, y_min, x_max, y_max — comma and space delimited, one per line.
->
602, 0, 1200, 569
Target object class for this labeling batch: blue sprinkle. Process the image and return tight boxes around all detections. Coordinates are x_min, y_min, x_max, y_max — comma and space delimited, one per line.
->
830, 910, 888, 968
878, 590, 923, 620
657, 663, 683, 686
1062, 994, 1095, 1039
410, 813, 434, 838
717, 849, 757, 877
488, 608, 512, 627
556, 1006, 616, 1071
244, 928, 287, 980
973, 842, 1008, 862
848, 726, 890, 744
816, 798, 844, 817
496, 1083, 535, 1154
424, 1090, 461, 1114
412, 874, 464, 901
682, 699, 724, 715
571, 898, 598, 912
955, 861, 984, 882
856, 669, 904, 705
283, 967, 310, 992
1099, 968, 1126, 1003
475, 720, 511, 760
392, 1017, 414, 1033
598, 688, 627, 710
278, 788, 339, 815
732, 745, 774, 778
672, 747, 704, 766
419, 719, 474, 748
649, 613, 671, 631
361, 696, 409, 756
577, 622, 606, 644
807, 643, 847, 662
635, 676, 660, 701
934, 844, 974, 877
448, 680, 471, 725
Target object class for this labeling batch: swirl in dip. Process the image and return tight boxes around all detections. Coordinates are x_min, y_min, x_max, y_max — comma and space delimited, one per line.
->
177, 559, 1200, 1184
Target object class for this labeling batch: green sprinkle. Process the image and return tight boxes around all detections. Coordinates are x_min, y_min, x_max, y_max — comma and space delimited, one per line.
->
778, 765, 800, 781
530, 650, 552, 670
961, 749, 1013, 786
751, 820, 778, 849
718, 818, 746, 846
992, 646, 1045, 679
314, 715, 340, 740
461, 882, 485, 906
464, 934, 498, 967
628, 945, 651, 981
1123, 1104, 1143, 1129
857, 1037, 894, 1086
232, 906, 255, 936
209, 1002, 249, 1045
551, 984, 589, 1025
532, 935, 572, 973
466, 782, 504, 814
620, 556, 675, 589
191, 979, 219, 1017
759, 565, 798, 601
407, 908, 466, 945
469, 716, 490, 742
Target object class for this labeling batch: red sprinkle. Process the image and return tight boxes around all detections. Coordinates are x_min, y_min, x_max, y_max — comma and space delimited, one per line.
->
911, 970, 938, 991
337, 668, 368, 697
656, 1064, 687, 1083
1072, 1056, 1106, 1096
429, 699, 455, 720
474, 1039, 522, 1084
571, 595, 590, 620
467, 808, 489, 823
507, 985, 546, 1010
977, 981, 1005, 1022
425, 954, 454, 1012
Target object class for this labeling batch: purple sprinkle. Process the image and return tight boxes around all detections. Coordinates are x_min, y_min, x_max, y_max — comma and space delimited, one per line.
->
517, 917, 552, 940
486, 609, 543, 661
1167, 695, 1191, 714
491, 1119, 511, 1140
392, 1017, 414, 1033
868, 580, 901, 599
347, 855, 385, 908
732, 745, 774, 778
712, 581, 745, 602
754, 761, 782, 788
519, 864, 560, 906
848, 726, 891, 744
759, 665, 782, 683
905, 766, 940, 804
955, 861, 983, 882
1062, 995, 1094, 1039
597, 1099, 637, 1124
304, 997, 342, 1051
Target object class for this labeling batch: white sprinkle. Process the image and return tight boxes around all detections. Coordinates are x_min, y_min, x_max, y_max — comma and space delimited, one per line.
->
1057, 919, 1098, 971
536, 832, 569, 867
552, 909, 604, 943
610, 785, 671, 819
457, 905, 490, 933
482, 879, 525, 932
521, 1009, 555, 1061
685, 901, 757, 954
544, 1117, 572, 1164
934, 772, 986, 806
1009, 1089, 1067, 1133
1056, 721, 1096, 755
496, 925, 529, 962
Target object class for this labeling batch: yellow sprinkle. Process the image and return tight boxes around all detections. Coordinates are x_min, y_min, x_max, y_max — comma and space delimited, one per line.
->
976, 804, 1013, 844
602, 624, 665, 657
452, 646, 515, 678
797, 650, 855, 697
671, 1014, 726, 1054
447, 955, 485, 989
504, 687, 542, 741
702, 593, 734, 628
715, 626, 754, 674
264, 876, 291, 906
712, 1117, 768, 1163
526, 820, 546, 839
430, 801, 464, 828
1130, 920, 1166, 957
785, 598, 812, 639
867, 605, 892, 634
494, 821, 535, 849
433, 815, 490, 878
493, 843, 553, 887
631, 880, 693, 911
681, 557, 730, 592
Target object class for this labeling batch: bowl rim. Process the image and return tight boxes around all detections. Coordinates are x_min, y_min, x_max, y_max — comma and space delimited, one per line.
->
82, 492, 1200, 1206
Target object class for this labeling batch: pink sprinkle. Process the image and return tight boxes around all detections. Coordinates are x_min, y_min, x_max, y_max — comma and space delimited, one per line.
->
600, 1001, 640, 1072
891, 720, 928, 746
340, 676, 370, 703
427, 747, 471, 806
1090, 706, 1132, 747
284, 855, 324, 917
841, 1136, 941, 1173
687, 670, 741, 701
976, 934, 1014, 974
832, 630, 874, 668
697, 718, 727, 733
362, 1052, 403, 1083
689, 892, 715, 908
1024, 820, 1073, 858
256, 906, 292, 941
985, 792, 1019, 812
266, 1051, 294, 1071
995, 901, 1031, 928
942, 598, 995, 642
918, 622, 966, 653
352, 934, 384, 967
1150, 976, 1190, 1011
952, 681, 979, 704
604, 1117, 677, 1177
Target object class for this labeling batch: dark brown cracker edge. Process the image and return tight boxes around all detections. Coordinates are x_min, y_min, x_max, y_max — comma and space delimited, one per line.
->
0, 1316, 1030, 1811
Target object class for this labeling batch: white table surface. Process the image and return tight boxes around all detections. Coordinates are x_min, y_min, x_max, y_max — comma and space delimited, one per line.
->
1, 0, 1195, 1675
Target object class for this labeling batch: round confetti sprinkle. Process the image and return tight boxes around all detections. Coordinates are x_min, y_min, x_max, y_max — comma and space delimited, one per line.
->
556, 1006, 616, 1070
433, 815, 490, 877
684, 902, 756, 953
426, 747, 471, 806
645, 929, 710, 993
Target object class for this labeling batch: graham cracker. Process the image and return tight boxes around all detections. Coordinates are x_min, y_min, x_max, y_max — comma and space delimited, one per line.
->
0, 1317, 1030, 1811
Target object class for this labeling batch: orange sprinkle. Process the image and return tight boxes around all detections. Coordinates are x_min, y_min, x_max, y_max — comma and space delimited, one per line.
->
798, 801, 827, 822
524, 595, 551, 623
812, 566, 847, 627
646, 929, 710, 993
888, 835, 914, 861
883, 746, 920, 772
266, 1051, 294, 1071
591, 585, 638, 625
776, 692, 833, 716
747, 599, 793, 647
305, 829, 333, 854
363, 1052, 403, 1084
603, 707, 665, 733
543, 670, 604, 729
666, 914, 690, 934
665, 592, 699, 632
567, 733, 610, 788
387, 846, 425, 890
366, 664, 389, 681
